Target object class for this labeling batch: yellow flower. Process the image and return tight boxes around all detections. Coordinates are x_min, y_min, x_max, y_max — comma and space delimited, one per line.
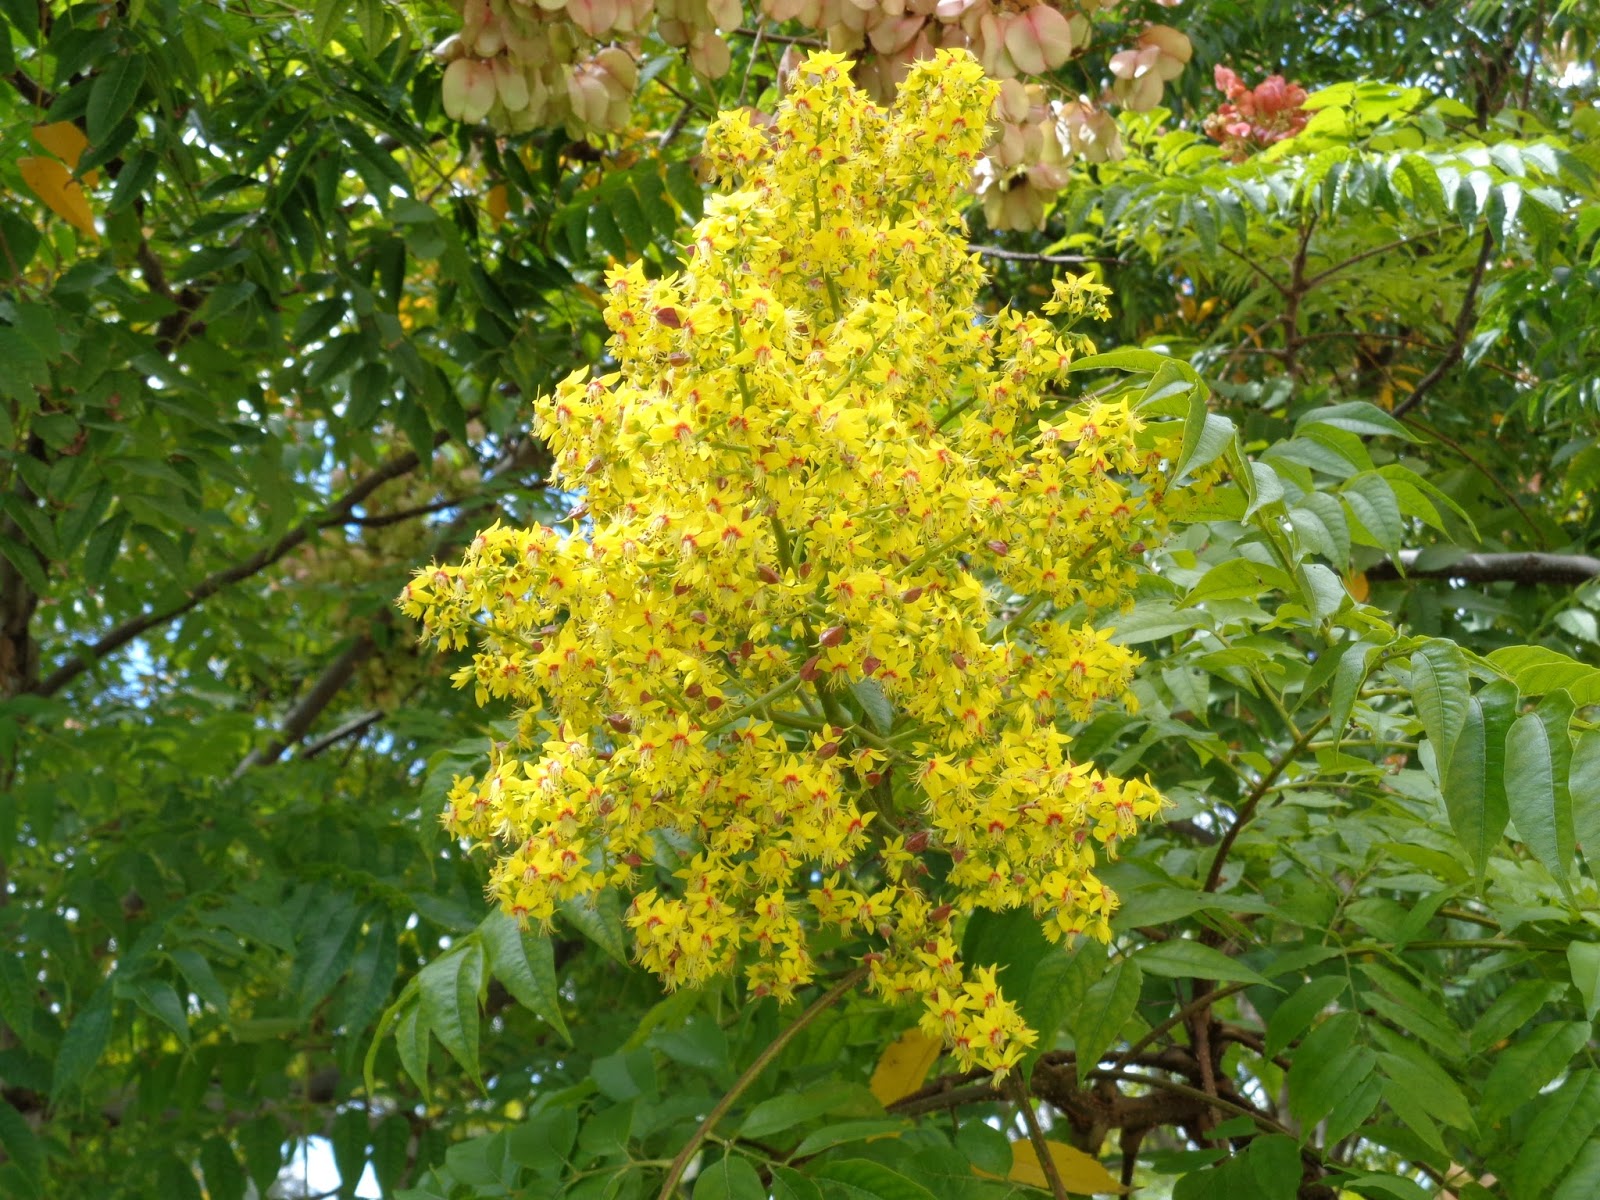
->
401, 50, 1194, 1077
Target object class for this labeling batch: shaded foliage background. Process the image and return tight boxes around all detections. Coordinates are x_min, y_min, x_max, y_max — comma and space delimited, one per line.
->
1, 1, 1599, 1198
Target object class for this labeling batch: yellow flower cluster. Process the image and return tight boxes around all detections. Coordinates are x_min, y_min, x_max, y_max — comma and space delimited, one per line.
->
402, 50, 1186, 1076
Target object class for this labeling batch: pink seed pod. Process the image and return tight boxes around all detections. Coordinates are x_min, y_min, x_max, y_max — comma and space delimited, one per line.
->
442, 58, 497, 124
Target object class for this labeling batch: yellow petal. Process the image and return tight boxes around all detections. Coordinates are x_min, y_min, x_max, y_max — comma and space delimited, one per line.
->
18, 157, 98, 239
1346, 571, 1370, 603
868, 1027, 942, 1106
1006, 1139, 1128, 1195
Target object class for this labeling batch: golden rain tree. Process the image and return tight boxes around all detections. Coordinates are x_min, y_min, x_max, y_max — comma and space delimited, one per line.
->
403, 49, 1211, 1079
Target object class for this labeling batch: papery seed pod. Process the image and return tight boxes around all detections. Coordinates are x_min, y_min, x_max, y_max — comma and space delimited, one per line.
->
569, 0, 612, 36
869, 13, 925, 55
1056, 97, 1124, 162
689, 31, 732, 78
474, 15, 506, 55
567, 67, 611, 128
995, 77, 1031, 123
460, 0, 492, 42
443, 57, 498, 123
494, 55, 531, 110
763, 0, 817, 21
1109, 45, 1164, 110
1140, 24, 1192, 80
1003, 10, 1048, 75
1027, 4, 1075, 69
595, 45, 639, 91
975, 12, 1011, 76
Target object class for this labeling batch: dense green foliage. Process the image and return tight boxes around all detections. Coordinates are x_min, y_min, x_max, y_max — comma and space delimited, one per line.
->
1, 2, 1598, 1199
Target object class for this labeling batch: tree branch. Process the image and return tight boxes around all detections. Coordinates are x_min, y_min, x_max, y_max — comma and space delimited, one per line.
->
231, 630, 380, 778
1011, 1073, 1069, 1200
1109, 983, 1249, 1074
1390, 225, 1496, 419
1216, 239, 1291, 298
1203, 716, 1328, 894
301, 709, 386, 759
655, 968, 866, 1199
1300, 228, 1443, 290
32, 433, 448, 699
1366, 550, 1600, 585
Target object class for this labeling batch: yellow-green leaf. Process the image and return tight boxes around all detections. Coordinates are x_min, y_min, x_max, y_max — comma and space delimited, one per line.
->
18, 157, 98, 238
1004, 1140, 1128, 1195
869, 1027, 942, 1106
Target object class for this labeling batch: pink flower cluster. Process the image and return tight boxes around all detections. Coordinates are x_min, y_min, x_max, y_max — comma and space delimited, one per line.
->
1202, 65, 1308, 161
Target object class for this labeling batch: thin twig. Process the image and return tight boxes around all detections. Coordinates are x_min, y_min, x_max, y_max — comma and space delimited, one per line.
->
737, 22, 766, 108
231, 630, 381, 778
1216, 239, 1291, 297
730, 26, 822, 46
1300, 228, 1443, 290
1396, 415, 1545, 546
655, 968, 866, 1199
32, 432, 452, 698
1109, 983, 1249, 1074
1010, 1074, 1069, 1200
970, 244, 1126, 267
1391, 225, 1496, 419
659, 101, 695, 151
301, 709, 385, 759
1203, 716, 1328, 893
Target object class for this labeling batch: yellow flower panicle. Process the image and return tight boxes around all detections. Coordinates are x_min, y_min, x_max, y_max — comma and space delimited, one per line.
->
402, 50, 1193, 1077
